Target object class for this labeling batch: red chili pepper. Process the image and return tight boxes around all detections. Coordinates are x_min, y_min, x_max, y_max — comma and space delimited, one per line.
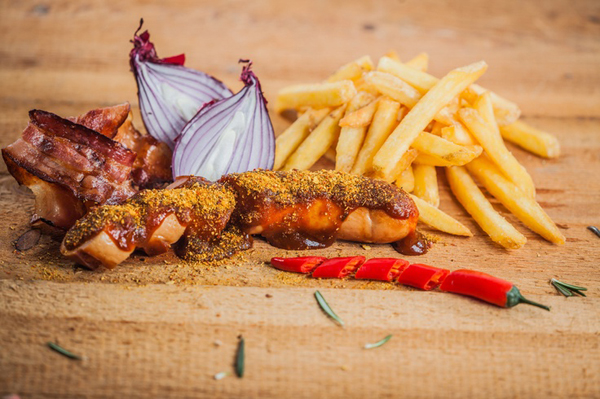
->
270, 256, 327, 274
439, 269, 550, 310
397, 263, 450, 291
312, 256, 366, 279
354, 258, 409, 281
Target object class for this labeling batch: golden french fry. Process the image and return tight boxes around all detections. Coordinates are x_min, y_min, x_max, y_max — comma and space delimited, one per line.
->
458, 107, 536, 197
323, 146, 336, 163
473, 91, 498, 134
446, 166, 527, 249
275, 81, 356, 113
404, 53, 429, 72
466, 156, 565, 244
395, 165, 414, 192
339, 98, 379, 127
500, 121, 560, 159
413, 164, 440, 207
327, 56, 374, 83
274, 108, 330, 170
351, 98, 400, 175
335, 93, 378, 173
430, 121, 445, 136
372, 61, 488, 181
377, 56, 439, 93
440, 123, 476, 146
282, 105, 346, 170
384, 50, 401, 61
409, 194, 472, 237
362, 71, 422, 108
411, 132, 483, 165
413, 153, 455, 167
386, 148, 418, 183
464, 84, 521, 126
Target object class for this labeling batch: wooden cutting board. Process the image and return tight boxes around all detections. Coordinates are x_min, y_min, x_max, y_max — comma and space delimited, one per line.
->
1, 0, 599, 397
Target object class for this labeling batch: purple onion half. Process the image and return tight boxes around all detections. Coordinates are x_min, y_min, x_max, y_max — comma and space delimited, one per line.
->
129, 21, 232, 149
172, 61, 275, 181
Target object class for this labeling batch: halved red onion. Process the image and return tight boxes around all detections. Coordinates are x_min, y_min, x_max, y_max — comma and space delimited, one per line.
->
129, 20, 232, 149
172, 61, 275, 181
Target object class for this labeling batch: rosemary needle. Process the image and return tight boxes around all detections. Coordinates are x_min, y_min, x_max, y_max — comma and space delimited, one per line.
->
551, 278, 588, 297
47, 342, 82, 360
364, 334, 393, 349
235, 337, 245, 378
314, 290, 344, 327
587, 226, 600, 238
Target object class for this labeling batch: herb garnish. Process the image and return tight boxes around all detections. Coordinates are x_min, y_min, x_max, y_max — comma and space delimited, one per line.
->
235, 337, 245, 378
364, 334, 393, 349
551, 278, 587, 297
587, 226, 600, 238
314, 290, 344, 327
47, 342, 82, 360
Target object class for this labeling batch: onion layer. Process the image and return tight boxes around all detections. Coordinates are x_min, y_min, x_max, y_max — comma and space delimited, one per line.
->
129, 20, 232, 149
172, 61, 275, 181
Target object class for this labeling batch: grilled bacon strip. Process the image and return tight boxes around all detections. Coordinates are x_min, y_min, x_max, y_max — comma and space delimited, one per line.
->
2, 104, 173, 229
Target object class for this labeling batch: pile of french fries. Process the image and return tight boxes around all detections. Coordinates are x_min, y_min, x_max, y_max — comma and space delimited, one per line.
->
274, 52, 565, 249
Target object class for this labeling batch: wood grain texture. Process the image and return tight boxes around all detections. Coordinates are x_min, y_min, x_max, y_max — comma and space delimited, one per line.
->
0, 0, 599, 397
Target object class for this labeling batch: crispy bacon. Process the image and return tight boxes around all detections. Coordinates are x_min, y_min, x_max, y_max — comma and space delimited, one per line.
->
2, 104, 174, 230
70, 102, 130, 139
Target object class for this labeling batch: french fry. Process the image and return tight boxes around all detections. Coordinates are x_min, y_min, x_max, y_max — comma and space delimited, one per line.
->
430, 121, 445, 136
458, 107, 536, 197
323, 146, 336, 163
412, 164, 440, 207
409, 194, 472, 237
473, 91, 498, 134
463, 84, 521, 126
377, 56, 439, 93
385, 148, 418, 183
395, 165, 414, 193
411, 131, 482, 165
466, 156, 565, 244
446, 166, 527, 249
404, 52, 429, 72
336, 93, 378, 173
282, 105, 346, 170
440, 123, 476, 146
500, 120, 560, 159
351, 98, 400, 175
274, 108, 330, 170
413, 153, 455, 167
327, 56, 374, 83
275, 80, 356, 113
372, 61, 488, 181
362, 71, 422, 108
339, 97, 379, 127
384, 50, 401, 61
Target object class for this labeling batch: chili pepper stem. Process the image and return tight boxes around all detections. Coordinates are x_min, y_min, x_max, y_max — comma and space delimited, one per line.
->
506, 286, 550, 311
518, 296, 551, 311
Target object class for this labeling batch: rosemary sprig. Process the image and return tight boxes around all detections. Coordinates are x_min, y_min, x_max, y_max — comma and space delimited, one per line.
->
364, 334, 393, 349
551, 278, 587, 297
587, 226, 600, 238
235, 337, 245, 378
314, 290, 344, 327
47, 342, 82, 360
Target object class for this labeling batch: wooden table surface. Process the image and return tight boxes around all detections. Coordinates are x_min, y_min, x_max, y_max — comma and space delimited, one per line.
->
1, 0, 599, 397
